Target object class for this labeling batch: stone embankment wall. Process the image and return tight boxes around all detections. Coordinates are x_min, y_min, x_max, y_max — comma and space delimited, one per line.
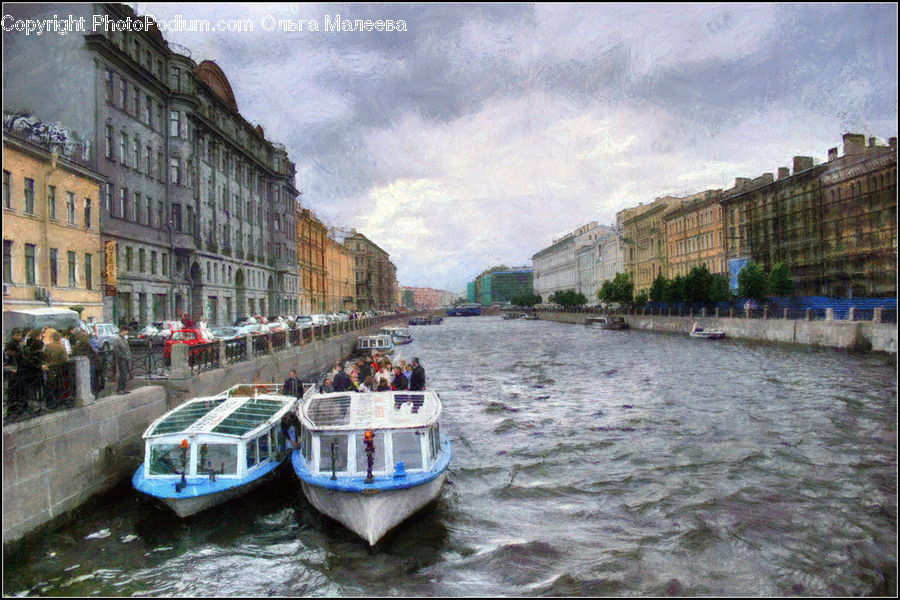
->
538, 312, 897, 354
2, 317, 410, 546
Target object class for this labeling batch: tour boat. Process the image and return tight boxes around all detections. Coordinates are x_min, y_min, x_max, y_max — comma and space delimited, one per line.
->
523, 313, 540, 320
379, 326, 413, 345
133, 383, 313, 517
502, 312, 524, 320
585, 316, 630, 330
408, 316, 443, 326
292, 390, 452, 545
689, 322, 726, 339
356, 334, 395, 355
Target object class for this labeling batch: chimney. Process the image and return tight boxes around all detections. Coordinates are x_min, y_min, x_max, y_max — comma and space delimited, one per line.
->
842, 133, 866, 156
734, 177, 751, 189
793, 156, 814, 173
827, 147, 838, 161
889, 137, 897, 149
868, 137, 877, 148
777, 167, 790, 179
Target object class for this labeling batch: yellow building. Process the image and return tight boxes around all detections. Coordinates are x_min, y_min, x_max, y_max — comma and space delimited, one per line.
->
325, 236, 355, 311
617, 195, 686, 296
296, 207, 327, 314
3, 125, 105, 322
663, 189, 726, 278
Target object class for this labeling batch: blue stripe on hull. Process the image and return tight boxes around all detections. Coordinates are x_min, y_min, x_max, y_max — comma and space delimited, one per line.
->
292, 434, 451, 493
133, 455, 285, 500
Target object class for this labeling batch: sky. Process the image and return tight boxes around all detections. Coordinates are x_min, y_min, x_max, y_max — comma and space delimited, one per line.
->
136, 2, 898, 293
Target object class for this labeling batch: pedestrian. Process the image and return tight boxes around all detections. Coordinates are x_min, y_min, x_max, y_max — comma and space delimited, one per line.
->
111, 327, 132, 394
282, 368, 303, 398
358, 375, 376, 393
62, 326, 78, 355
4, 328, 24, 367
19, 330, 48, 411
43, 331, 68, 367
280, 411, 302, 452
182, 313, 195, 328
410, 357, 426, 391
73, 331, 103, 397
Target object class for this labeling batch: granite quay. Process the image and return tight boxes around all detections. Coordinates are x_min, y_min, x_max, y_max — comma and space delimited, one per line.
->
535, 307, 897, 353
2, 312, 427, 547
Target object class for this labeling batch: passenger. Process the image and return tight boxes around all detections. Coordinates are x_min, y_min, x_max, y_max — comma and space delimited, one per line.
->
356, 358, 373, 383
333, 368, 352, 392
319, 377, 334, 393
409, 357, 426, 391
391, 366, 409, 391
376, 377, 391, 392
281, 369, 303, 398
358, 375, 376, 393
280, 411, 302, 451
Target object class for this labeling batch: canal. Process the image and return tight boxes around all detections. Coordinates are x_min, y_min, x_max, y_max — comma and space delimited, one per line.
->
3, 316, 896, 596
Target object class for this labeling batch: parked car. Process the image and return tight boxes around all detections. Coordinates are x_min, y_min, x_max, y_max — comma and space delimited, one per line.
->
211, 326, 251, 341
86, 323, 120, 351
243, 323, 270, 336
293, 315, 314, 329
163, 328, 216, 362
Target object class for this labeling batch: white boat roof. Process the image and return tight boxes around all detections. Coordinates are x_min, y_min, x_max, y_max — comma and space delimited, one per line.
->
299, 391, 441, 432
144, 384, 297, 439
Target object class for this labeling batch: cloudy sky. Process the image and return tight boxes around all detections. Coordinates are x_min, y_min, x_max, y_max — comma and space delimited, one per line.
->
137, 2, 897, 292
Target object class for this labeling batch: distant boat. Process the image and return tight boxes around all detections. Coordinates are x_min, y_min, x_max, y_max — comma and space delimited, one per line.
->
585, 316, 630, 330
502, 312, 524, 320
523, 313, 539, 320
133, 383, 313, 517
292, 390, 451, 545
689, 322, 726, 339
380, 326, 413, 345
357, 333, 395, 355
447, 303, 481, 316
409, 316, 443, 325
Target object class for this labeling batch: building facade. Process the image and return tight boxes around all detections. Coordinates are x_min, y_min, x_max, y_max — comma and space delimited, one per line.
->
594, 227, 624, 291
3, 3, 300, 326
401, 286, 459, 309
618, 196, 686, 296
3, 125, 106, 322
532, 233, 576, 302
663, 189, 726, 279
470, 268, 533, 305
337, 229, 398, 311
296, 207, 326, 313
324, 235, 355, 312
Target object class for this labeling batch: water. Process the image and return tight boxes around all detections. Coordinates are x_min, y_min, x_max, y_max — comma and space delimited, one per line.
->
4, 317, 896, 596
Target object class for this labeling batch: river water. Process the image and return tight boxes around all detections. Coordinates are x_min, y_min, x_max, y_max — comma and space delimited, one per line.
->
4, 316, 897, 596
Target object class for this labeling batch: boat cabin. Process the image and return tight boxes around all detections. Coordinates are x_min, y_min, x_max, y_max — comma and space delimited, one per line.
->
357, 334, 395, 354
380, 326, 412, 339
141, 383, 310, 482
297, 391, 443, 479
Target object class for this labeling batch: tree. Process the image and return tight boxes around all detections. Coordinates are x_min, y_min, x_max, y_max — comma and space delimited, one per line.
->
649, 274, 669, 303
767, 262, 796, 296
737, 261, 768, 301
684, 264, 714, 303
634, 290, 649, 306
598, 272, 633, 306
665, 275, 686, 304
709, 274, 731, 303
511, 292, 542, 307
550, 289, 588, 307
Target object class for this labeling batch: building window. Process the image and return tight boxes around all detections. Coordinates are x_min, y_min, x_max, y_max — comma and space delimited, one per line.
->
25, 244, 36, 285
133, 138, 141, 172
172, 203, 182, 232
146, 145, 153, 176
119, 188, 127, 218
2, 240, 12, 283
105, 183, 113, 213
133, 192, 141, 223
24, 178, 35, 214
50, 248, 58, 286
2, 171, 10, 209
170, 158, 180, 184
162, 252, 168, 276
157, 201, 163, 229
120, 132, 128, 167
68, 251, 77, 287
132, 87, 140, 117
144, 94, 152, 124
105, 68, 113, 101
151, 251, 157, 275
169, 110, 180, 137
84, 198, 92, 229
170, 66, 180, 90
66, 192, 76, 224
105, 126, 114, 160
148, 197, 154, 226
125, 246, 133, 271
120, 78, 127, 108
139, 248, 145, 272
48, 186, 57, 220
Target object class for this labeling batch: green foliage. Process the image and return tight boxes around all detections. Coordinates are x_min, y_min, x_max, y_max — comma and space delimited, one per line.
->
767, 262, 796, 296
709, 274, 731, 302
549, 289, 588, 307
665, 275, 686, 304
737, 261, 768, 301
684, 264, 714, 303
598, 272, 634, 305
649, 275, 668, 303
634, 290, 649, 306
510, 292, 542, 307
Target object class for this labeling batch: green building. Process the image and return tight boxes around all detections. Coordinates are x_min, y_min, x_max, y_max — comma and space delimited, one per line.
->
469, 267, 533, 305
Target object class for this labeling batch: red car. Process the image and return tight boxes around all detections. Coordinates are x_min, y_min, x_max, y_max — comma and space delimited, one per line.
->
163, 328, 216, 362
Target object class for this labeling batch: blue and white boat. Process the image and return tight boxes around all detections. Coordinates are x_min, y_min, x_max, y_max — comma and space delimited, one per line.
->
356, 333, 395, 355
379, 326, 413, 345
133, 383, 313, 517
292, 390, 451, 545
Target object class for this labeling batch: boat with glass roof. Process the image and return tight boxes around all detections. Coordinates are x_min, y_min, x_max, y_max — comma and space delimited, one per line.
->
379, 326, 413, 345
292, 390, 451, 545
133, 383, 313, 517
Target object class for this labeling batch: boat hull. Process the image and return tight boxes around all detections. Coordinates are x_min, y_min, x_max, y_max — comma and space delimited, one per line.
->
690, 331, 725, 339
301, 473, 447, 545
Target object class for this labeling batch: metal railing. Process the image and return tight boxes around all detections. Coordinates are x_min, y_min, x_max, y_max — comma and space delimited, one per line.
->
3, 361, 76, 423
225, 338, 247, 364
271, 331, 286, 352
189, 341, 220, 374
252, 334, 268, 356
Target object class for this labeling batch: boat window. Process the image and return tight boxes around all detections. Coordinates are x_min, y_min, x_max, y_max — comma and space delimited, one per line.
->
273, 426, 284, 455
301, 428, 313, 462
198, 443, 239, 475
307, 395, 352, 426
429, 423, 441, 459
354, 432, 386, 474
258, 431, 271, 461
319, 434, 348, 474
149, 443, 188, 475
246, 438, 258, 468
392, 430, 424, 470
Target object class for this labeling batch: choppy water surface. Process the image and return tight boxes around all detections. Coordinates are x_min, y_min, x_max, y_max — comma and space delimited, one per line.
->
4, 317, 897, 596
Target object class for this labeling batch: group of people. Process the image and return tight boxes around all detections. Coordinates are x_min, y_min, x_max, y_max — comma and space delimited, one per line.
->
279, 354, 426, 398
